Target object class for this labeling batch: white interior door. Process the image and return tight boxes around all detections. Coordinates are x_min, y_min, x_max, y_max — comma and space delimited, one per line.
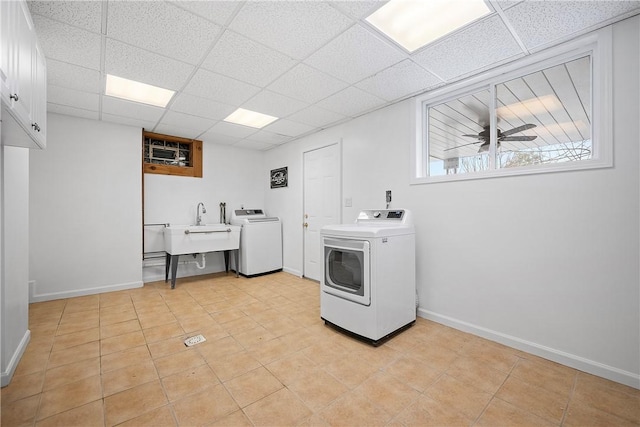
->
303, 143, 340, 281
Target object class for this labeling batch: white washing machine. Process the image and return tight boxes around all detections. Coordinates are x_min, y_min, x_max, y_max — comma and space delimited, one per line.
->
320, 209, 416, 345
230, 209, 282, 277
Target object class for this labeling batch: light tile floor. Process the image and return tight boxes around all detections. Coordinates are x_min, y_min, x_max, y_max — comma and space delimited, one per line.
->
2, 272, 639, 426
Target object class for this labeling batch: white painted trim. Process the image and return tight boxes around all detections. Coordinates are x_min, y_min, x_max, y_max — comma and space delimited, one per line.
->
0, 329, 30, 387
282, 267, 302, 277
29, 280, 143, 303
418, 308, 640, 390
142, 267, 236, 285
411, 26, 614, 185
142, 273, 167, 284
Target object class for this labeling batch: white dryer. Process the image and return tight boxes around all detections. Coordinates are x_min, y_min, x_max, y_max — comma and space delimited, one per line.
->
231, 209, 282, 277
320, 209, 415, 345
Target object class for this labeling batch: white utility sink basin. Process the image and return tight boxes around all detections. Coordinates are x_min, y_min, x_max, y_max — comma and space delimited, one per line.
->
164, 224, 240, 255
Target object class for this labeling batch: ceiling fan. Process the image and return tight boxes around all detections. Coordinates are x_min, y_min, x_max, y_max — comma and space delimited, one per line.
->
445, 123, 538, 153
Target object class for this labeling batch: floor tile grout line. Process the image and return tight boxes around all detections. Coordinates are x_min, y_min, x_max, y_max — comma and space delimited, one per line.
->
558, 371, 579, 427
469, 354, 523, 426
10, 273, 638, 427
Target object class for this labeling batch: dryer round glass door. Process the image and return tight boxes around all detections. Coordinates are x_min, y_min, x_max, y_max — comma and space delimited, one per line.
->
322, 237, 370, 306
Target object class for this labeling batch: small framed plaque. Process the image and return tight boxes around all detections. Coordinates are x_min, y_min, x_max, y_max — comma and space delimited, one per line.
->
270, 167, 288, 189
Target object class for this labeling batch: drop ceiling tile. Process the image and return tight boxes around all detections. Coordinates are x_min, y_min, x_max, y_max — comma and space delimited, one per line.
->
244, 130, 292, 145
107, 1, 221, 65
285, 105, 347, 128
101, 113, 157, 131
105, 39, 194, 91
316, 87, 385, 117
47, 59, 101, 93
493, 1, 524, 12
201, 31, 297, 87
229, 2, 353, 59
233, 139, 277, 151
207, 121, 258, 139
157, 111, 216, 135
48, 104, 99, 120
504, 1, 640, 50
356, 59, 443, 101
102, 96, 165, 123
243, 91, 309, 119
263, 119, 316, 137
170, 93, 236, 121
152, 124, 204, 140
329, 1, 385, 19
28, 1, 102, 33
183, 69, 261, 106
305, 24, 406, 84
48, 85, 99, 111
267, 64, 349, 104
169, 1, 239, 26
31, 15, 101, 69
200, 131, 243, 146
412, 15, 524, 81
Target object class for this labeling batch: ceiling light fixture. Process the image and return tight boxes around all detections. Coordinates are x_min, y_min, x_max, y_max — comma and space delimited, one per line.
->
366, 0, 492, 52
224, 108, 278, 129
105, 74, 175, 108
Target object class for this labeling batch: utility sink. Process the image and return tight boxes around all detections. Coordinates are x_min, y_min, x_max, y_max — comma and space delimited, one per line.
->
164, 224, 240, 255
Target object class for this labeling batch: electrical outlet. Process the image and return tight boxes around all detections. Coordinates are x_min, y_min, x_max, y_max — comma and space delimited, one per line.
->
345, 197, 352, 207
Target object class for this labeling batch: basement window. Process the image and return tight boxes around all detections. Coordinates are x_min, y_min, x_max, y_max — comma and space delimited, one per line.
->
143, 131, 202, 178
412, 27, 612, 184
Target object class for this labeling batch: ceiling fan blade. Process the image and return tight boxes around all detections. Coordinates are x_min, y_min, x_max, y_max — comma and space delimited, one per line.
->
462, 134, 481, 138
501, 123, 537, 137
443, 141, 482, 151
500, 135, 538, 141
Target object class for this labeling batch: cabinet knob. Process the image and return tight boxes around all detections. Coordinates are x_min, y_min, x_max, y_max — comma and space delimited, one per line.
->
9, 93, 19, 102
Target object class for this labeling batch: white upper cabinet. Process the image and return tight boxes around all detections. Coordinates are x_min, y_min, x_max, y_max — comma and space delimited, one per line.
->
0, 0, 47, 149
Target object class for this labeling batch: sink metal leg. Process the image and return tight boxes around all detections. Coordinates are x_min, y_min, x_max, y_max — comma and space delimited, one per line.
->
170, 255, 179, 289
164, 252, 171, 283
223, 250, 230, 274
234, 249, 239, 278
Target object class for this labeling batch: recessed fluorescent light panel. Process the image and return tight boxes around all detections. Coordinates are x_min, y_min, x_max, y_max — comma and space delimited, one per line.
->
224, 108, 278, 129
366, 0, 492, 52
105, 74, 175, 107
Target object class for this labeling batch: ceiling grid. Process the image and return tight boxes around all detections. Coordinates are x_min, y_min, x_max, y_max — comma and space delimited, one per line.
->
26, 0, 640, 150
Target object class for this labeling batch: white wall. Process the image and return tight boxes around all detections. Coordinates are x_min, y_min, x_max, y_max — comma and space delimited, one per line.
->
264, 17, 640, 388
143, 142, 265, 282
1, 140, 31, 386
29, 114, 143, 301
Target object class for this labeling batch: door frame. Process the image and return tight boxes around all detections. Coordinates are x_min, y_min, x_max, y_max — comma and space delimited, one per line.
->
302, 141, 342, 280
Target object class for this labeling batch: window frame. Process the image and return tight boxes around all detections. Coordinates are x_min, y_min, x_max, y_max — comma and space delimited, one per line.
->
143, 130, 203, 178
411, 26, 612, 184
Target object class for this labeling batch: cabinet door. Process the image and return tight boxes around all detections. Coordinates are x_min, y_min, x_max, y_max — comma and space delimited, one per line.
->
31, 42, 46, 148
12, 1, 34, 126
0, 0, 14, 103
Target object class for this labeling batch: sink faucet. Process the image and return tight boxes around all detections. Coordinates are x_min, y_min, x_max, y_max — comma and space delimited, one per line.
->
196, 202, 207, 225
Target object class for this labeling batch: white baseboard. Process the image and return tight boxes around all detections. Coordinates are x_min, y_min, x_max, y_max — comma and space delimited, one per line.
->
418, 308, 640, 390
1, 329, 30, 387
283, 267, 302, 277
29, 281, 143, 303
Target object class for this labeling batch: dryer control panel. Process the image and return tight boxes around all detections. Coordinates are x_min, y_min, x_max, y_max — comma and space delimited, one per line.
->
356, 209, 412, 225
